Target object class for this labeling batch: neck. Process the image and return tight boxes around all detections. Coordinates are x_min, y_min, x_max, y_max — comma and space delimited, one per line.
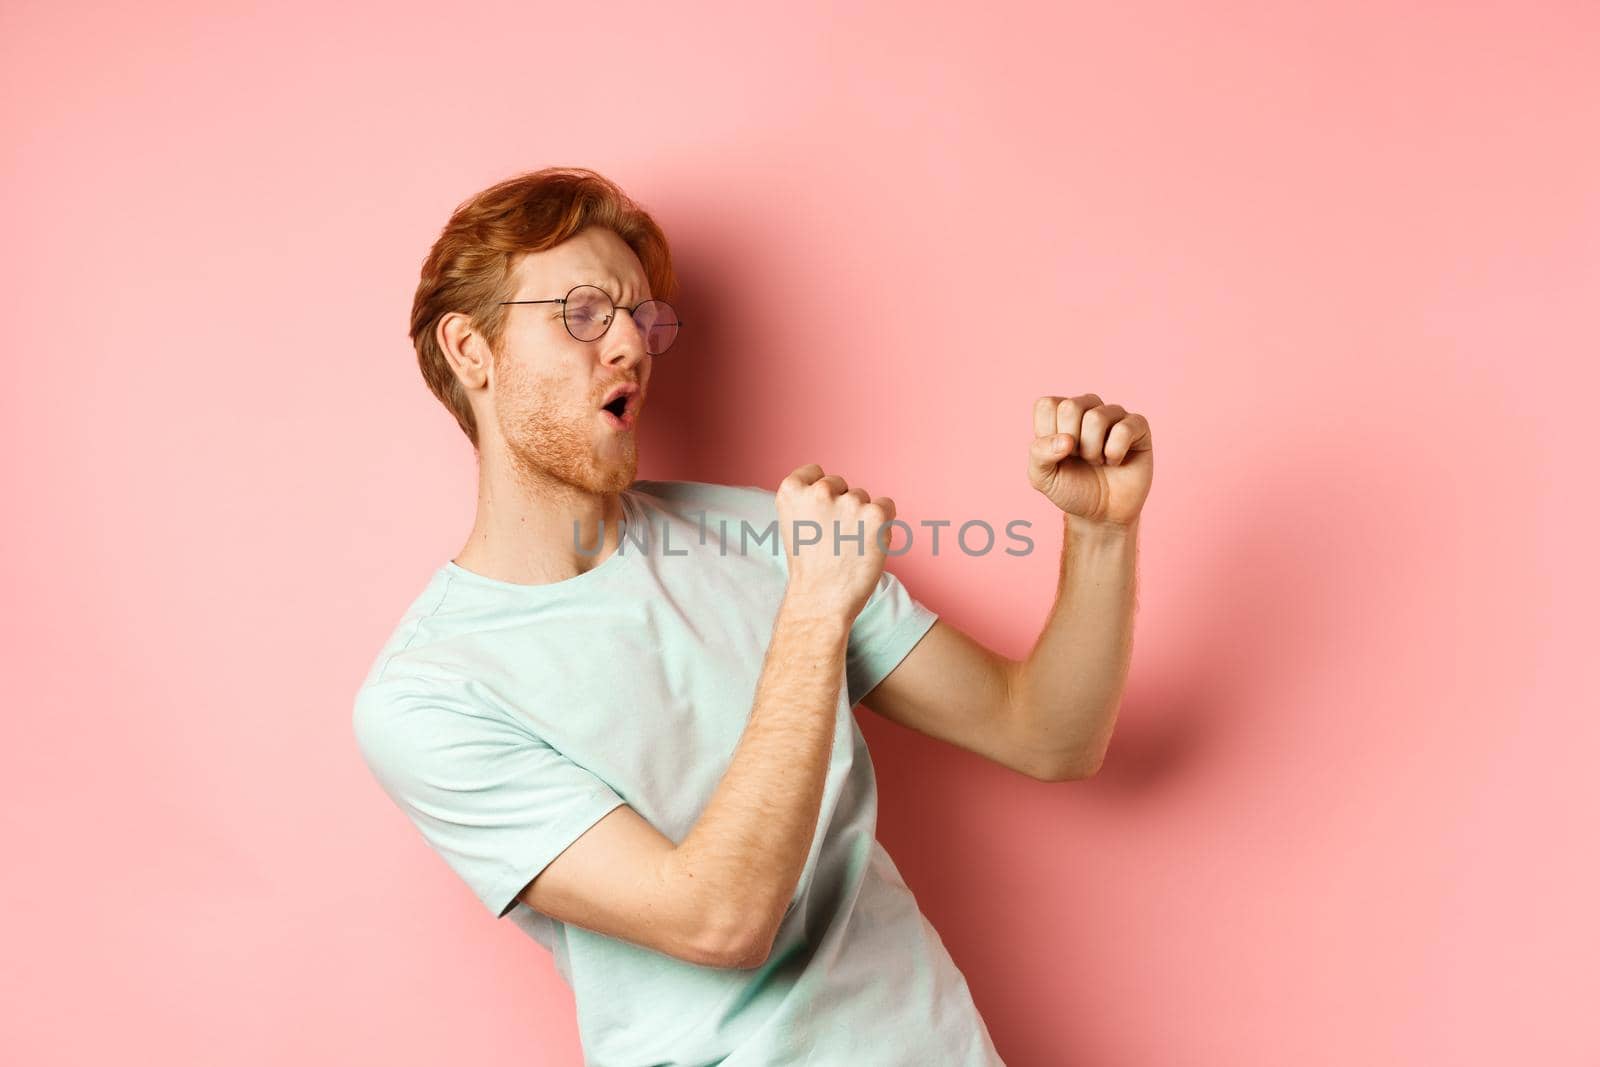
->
451, 447, 628, 587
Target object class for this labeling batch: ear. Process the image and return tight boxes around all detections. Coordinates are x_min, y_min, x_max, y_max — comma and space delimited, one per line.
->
438, 311, 493, 390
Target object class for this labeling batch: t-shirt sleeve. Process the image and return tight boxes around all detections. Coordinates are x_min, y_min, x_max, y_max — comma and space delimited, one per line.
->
352, 676, 629, 920
845, 567, 939, 708
697, 480, 937, 707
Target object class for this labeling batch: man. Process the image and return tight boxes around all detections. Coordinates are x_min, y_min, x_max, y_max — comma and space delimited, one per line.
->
353, 167, 1151, 1066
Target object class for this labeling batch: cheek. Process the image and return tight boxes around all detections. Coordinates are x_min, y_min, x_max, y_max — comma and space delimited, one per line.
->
500, 343, 590, 400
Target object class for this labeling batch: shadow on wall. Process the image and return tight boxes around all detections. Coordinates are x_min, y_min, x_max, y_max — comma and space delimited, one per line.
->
633, 195, 775, 487
864, 442, 1379, 1062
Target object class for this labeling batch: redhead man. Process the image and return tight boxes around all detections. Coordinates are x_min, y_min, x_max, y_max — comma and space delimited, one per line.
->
353, 167, 1151, 1066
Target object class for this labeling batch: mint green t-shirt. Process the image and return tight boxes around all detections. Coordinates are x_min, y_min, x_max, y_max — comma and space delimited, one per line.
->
352, 480, 1005, 1066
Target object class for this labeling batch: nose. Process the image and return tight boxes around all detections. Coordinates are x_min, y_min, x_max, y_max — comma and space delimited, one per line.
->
600, 306, 650, 372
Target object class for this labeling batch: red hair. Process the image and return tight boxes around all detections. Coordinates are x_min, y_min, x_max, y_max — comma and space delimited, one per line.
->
409, 166, 678, 448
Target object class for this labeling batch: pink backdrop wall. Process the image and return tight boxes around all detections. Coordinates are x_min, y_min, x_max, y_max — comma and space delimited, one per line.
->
4, 2, 1596, 1064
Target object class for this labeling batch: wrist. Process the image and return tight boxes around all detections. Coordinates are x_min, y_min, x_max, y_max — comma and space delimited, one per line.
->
1063, 512, 1139, 552
777, 589, 854, 640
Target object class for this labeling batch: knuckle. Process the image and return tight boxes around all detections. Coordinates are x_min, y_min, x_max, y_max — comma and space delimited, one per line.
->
783, 464, 820, 489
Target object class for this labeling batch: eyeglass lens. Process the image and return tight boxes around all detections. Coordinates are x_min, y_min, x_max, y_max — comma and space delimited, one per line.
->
564, 284, 679, 355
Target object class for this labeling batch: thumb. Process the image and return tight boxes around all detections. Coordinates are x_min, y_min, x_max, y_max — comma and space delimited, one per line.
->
1029, 433, 1075, 480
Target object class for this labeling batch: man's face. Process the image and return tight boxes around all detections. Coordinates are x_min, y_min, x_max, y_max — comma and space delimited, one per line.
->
484, 226, 654, 496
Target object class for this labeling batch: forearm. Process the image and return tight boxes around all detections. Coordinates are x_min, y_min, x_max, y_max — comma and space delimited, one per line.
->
667, 595, 849, 963
1009, 514, 1140, 777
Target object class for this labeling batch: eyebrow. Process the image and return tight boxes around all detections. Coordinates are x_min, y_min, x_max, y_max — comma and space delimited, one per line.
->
593, 277, 637, 303
520, 276, 644, 304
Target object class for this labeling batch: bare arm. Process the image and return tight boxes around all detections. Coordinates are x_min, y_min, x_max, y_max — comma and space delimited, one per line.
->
521, 464, 896, 969
864, 515, 1139, 780
862, 393, 1152, 782
664, 599, 850, 966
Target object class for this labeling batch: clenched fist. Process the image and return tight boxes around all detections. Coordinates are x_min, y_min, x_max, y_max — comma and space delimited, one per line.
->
1028, 394, 1153, 526
776, 463, 897, 623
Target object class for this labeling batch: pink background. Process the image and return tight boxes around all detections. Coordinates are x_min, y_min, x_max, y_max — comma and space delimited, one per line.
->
4, 2, 1596, 1064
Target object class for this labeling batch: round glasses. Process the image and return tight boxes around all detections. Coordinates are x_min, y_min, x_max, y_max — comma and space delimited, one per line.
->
498, 284, 683, 356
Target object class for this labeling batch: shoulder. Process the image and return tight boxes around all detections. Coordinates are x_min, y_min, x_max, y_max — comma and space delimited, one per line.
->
352, 665, 519, 788
352, 663, 471, 739
349, 570, 503, 761
349, 566, 461, 692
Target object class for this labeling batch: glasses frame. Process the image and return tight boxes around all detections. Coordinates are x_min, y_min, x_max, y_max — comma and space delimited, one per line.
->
498, 284, 684, 355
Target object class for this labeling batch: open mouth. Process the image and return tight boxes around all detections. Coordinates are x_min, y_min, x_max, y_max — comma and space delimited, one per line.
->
598, 382, 639, 428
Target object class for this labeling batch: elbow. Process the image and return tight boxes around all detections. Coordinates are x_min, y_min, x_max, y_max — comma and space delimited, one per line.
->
1058, 750, 1107, 781
671, 850, 784, 970
705, 925, 776, 971
693, 905, 779, 971
1007, 683, 1112, 783
1010, 696, 1116, 782
719, 929, 777, 970
1025, 745, 1107, 783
